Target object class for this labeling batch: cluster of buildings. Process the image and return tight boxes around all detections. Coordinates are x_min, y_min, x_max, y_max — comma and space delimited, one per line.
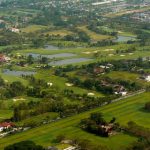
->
0, 54, 11, 63
0, 121, 28, 138
131, 11, 150, 23
0, 122, 16, 137
93, 64, 113, 75
140, 75, 150, 82
0, 122, 15, 132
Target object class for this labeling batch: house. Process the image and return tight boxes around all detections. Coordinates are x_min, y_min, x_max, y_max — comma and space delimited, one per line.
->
0, 54, 6, 62
0, 122, 15, 132
114, 85, 127, 96
145, 75, 150, 82
0, 54, 10, 63
10, 28, 20, 33
93, 67, 105, 74
101, 123, 113, 134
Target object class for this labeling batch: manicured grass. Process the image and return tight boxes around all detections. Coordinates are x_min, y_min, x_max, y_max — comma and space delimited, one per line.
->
104, 71, 149, 86
13, 45, 150, 62
45, 29, 73, 37
17, 112, 59, 126
104, 71, 139, 81
78, 26, 113, 41
21, 25, 48, 33
118, 31, 136, 37
0, 110, 13, 121
104, 71, 150, 86
0, 92, 149, 150
0, 72, 28, 86
35, 70, 104, 97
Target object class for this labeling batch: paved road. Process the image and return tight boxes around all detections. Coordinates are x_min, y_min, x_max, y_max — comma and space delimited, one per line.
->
101, 89, 146, 106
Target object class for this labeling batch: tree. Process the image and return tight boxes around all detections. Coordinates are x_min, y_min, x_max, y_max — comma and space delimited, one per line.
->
27, 55, 34, 64
40, 57, 48, 64
90, 112, 105, 125
32, 38, 45, 48
144, 102, 150, 111
9, 81, 25, 97
4, 141, 45, 150
13, 107, 21, 122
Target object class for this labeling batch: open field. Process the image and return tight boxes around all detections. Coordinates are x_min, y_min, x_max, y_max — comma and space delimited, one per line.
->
0, 92, 149, 150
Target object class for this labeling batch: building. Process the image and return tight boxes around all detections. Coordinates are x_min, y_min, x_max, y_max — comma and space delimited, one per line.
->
0, 122, 15, 132
93, 67, 105, 74
10, 28, 20, 33
0, 54, 11, 63
114, 85, 127, 96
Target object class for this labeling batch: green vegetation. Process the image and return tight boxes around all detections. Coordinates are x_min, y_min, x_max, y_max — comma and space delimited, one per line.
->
21, 25, 48, 33
0, 0, 150, 149
0, 92, 149, 150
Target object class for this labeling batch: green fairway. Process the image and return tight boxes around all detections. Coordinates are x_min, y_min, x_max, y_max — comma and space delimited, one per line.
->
0, 110, 13, 122
78, 26, 113, 41
105, 71, 149, 86
0, 92, 149, 150
21, 25, 48, 33
0, 72, 28, 86
35, 70, 104, 97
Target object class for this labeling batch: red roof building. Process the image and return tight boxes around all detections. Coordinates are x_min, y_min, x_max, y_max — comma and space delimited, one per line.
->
0, 122, 15, 128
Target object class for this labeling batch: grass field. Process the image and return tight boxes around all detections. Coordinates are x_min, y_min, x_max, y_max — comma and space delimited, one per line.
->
21, 25, 48, 33
10, 45, 150, 68
105, 71, 149, 86
35, 70, 105, 97
0, 72, 28, 86
45, 29, 73, 37
0, 92, 149, 150
78, 26, 113, 41
0, 110, 13, 122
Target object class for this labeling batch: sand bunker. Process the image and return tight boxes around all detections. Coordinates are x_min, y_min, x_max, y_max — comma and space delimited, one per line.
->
88, 92, 95, 96
65, 83, 73, 87
13, 98, 26, 102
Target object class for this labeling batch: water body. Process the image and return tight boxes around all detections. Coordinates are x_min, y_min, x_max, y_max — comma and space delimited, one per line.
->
114, 35, 136, 42
44, 45, 60, 50
49, 58, 93, 66
44, 45, 84, 51
3, 69, 35, 76
27, 53, 77, 59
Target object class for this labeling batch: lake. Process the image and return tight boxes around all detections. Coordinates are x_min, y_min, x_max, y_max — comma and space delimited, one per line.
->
49, 58, 93, 66
114, 35, 136, 42
27, 53, 77, 59
44, 45, 60, 50
3, 69, 36, 76
44, 45, 84, 50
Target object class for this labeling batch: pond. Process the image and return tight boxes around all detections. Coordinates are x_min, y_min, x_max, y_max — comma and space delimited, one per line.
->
27, 53, 77, 59
44, 45, 60, 50
114, 35, 136, 42
3, 69, 36, 76
49, 58, 93, 66
44, 44, 84, 50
